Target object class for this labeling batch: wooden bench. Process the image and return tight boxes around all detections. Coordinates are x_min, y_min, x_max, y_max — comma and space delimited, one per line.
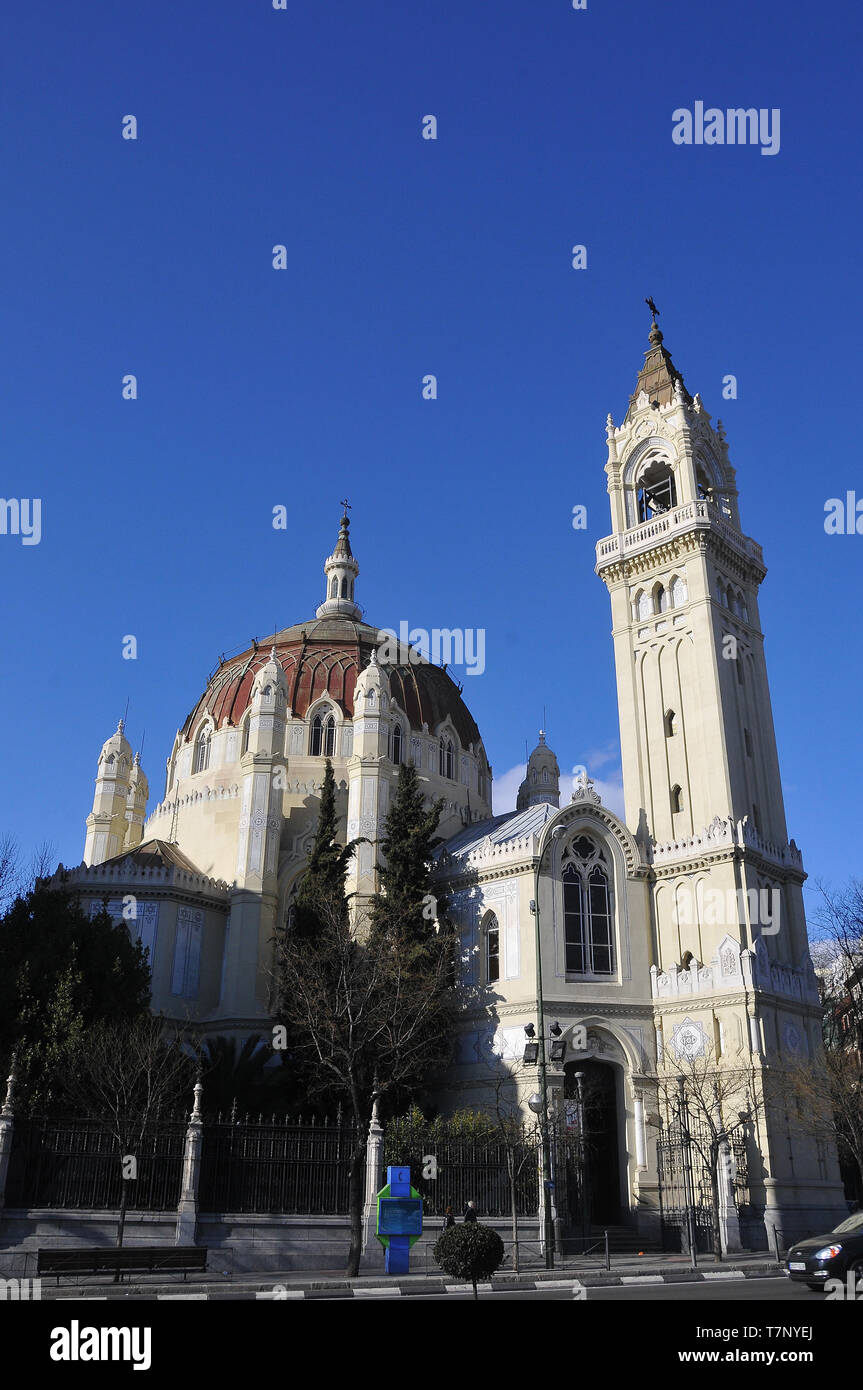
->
37, 1245, 209, 1285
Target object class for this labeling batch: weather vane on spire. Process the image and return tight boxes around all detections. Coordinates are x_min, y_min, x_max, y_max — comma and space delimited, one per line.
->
340, 498, 351, 514
645, 296, 660, 321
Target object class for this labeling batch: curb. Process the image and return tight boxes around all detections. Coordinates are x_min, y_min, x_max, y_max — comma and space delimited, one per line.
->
38, 1262, 784, 1300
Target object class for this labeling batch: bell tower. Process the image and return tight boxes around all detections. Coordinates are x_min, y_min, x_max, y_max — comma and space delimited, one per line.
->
595, 306, 845, 1244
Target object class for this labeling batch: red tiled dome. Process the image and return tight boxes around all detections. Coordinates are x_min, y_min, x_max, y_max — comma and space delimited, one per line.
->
180, 616, 483, 752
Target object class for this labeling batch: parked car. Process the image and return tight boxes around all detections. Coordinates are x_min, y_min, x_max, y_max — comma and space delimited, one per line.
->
786, 1211, 863, 1290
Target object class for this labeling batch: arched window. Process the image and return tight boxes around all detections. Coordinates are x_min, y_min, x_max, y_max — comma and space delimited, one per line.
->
241, 715, 250, 756
390, 722, 403, 766
637, 591, 652, 621
671, 784, 683, 814
329, 576, 338, 598
310, 710, 336, 757
637, 460, 676, 522
485, 913, 500, 983
671, 576, 688, 607
719, 583, 730, 608
439, 737, 455, 779
655, 584, 670, 613
193, 727, 211, 774
340, 577, 348, 598
665, 710, 676, 738
561, 838, 614, 976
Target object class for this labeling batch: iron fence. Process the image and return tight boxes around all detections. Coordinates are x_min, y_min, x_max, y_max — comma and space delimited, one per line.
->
5, 1115, 186, 1211
197, 1113, 359, 1215
384, 1120, 540, 1218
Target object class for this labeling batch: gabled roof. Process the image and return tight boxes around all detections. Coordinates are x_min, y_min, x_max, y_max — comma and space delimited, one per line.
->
100, 839, 204, 875
438, 801, 557, 865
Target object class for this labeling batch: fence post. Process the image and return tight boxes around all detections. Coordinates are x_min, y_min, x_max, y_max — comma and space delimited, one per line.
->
361, 1098, 384, 1257
176, 1075, 204, 1246
0, 1057, 17, 1213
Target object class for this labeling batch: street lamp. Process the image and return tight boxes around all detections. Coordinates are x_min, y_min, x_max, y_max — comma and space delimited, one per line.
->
529, 823, 564, 1268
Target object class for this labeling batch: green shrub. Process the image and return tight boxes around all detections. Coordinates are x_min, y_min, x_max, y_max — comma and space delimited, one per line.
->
433, 1222, 505, 1298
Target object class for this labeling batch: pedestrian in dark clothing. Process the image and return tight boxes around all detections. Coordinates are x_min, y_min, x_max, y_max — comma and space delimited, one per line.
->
464, 1201, 477, 1223
443, 1206, 455, 1229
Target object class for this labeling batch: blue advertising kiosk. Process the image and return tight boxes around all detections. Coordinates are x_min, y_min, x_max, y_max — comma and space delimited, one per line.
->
376, 1165, 423, 1275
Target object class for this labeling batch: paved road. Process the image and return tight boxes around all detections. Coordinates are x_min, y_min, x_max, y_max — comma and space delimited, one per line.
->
398, 1277, 814, 1300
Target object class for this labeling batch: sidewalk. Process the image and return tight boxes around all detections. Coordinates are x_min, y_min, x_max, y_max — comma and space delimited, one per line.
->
29, 1249, 785, 1300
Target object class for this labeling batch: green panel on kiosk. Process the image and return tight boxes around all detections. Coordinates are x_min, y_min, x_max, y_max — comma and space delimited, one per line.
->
375, 1182, 423, 1249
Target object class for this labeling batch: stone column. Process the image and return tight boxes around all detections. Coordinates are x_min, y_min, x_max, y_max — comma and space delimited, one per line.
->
0, 1058, 17, 1212
634, 1089, 646, 1168
361, 1099, 385, 1261
176, 1076, 204, 1245
717, 1138, 743, 1253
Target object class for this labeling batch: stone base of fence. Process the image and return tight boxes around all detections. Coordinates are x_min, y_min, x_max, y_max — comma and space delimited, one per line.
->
0, 1211, 548, 1277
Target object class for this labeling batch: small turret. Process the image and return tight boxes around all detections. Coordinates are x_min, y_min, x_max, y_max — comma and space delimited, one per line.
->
123, 751, 149, 852
84, 719, 134, 865
516, 730, 560, 810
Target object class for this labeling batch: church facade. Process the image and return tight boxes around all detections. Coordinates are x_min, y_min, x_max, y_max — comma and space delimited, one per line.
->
53, 316, 846, 1248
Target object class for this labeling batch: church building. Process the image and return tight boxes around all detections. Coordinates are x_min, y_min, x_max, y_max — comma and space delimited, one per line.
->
53, 314, 846, 1249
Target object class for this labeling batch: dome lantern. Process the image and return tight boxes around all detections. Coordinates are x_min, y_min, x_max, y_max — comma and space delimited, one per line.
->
316, 505, 361, 620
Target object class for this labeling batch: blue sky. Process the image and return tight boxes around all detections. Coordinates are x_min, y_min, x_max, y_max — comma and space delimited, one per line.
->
1, 0, 860, 913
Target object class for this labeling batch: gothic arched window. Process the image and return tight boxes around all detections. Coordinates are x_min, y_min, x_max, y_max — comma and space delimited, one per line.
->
671, 576, 688, 607
439, 737, 455, 780
655, 584, 670, 613
561, 840, 614, 976
485, 913, 500, 983
340, 577, 348, 598
310, 710, 336, 757
193, 727, 211, 774
329, 576, 338, 598
671, 784, 683, 814
391, 722, 403, 766
240, 715, 250, 756
637, 591, 651, 621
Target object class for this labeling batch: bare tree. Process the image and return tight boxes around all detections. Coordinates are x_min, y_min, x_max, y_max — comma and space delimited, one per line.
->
58, 1014, 197, 1248
0, 834, 21, 910
656, 1042, 762, 1261
274, 889, 459, 1276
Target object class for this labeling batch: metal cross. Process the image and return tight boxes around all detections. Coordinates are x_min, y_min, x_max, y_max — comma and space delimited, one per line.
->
340, 498, 352, 512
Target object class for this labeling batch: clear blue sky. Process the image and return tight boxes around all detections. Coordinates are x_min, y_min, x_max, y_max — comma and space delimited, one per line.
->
1, 0, 860, 913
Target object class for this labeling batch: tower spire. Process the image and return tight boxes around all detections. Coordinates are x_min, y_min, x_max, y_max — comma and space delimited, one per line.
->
316, 505, 361, 620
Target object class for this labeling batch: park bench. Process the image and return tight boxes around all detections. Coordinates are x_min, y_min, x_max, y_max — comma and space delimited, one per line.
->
37, 1245, 208, 1285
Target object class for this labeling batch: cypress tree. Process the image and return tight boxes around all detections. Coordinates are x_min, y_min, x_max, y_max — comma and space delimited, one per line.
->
369, 762, 444, 945
292, 760, 356, 939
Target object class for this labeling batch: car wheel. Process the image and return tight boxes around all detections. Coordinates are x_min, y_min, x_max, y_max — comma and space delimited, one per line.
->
848, 1259, 863, 1280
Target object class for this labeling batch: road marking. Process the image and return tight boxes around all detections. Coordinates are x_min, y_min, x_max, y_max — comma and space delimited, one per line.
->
255, 1289, 305, 1300
538, 1280, 584, 1289
621, 1275, 665, 1285
157, 1293, 208, 1300
702, 1271, 745, 1280
353, 1287, 402, 1297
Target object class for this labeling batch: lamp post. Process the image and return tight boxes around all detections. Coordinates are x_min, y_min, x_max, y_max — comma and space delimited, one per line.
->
573, 1069, 590, 1243
675, 1077, 698, 1270
528, 823, 564, 1269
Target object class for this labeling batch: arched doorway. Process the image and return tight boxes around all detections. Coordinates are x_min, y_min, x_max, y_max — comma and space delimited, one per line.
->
563, 1059, 622, 1230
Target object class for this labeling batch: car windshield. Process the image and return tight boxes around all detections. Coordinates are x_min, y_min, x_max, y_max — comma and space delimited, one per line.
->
833, 1211, 863, 1234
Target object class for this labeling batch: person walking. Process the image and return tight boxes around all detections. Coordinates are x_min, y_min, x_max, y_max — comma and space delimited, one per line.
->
443, 1206, 455, 1230
464, 1200, 477, 1223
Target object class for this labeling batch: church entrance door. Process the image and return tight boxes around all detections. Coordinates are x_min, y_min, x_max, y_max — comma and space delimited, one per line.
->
562, 1059, 622, 1232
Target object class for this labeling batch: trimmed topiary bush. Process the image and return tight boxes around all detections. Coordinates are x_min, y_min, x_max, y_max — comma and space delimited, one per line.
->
433, 1222, 505, 1299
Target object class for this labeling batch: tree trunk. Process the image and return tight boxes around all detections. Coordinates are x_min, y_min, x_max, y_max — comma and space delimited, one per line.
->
709, 1146, 723, 1262
346, 1138, 367, 1278
472, 1276, 478, 1300
509, 1159, 519, 1273
117, 1180, 128, 1248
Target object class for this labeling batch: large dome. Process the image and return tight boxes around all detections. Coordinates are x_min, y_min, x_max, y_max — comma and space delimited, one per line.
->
180, 615, 483, 752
